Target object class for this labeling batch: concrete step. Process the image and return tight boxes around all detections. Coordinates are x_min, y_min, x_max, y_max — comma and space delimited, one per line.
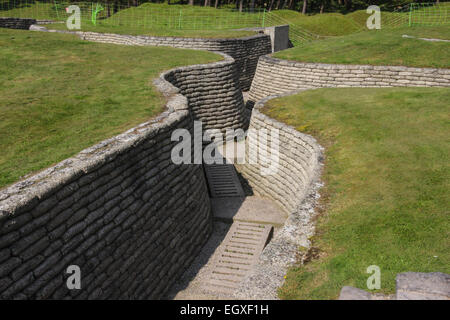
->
211, 196, 287, 227
204, 164, 245, 197
199, 221, 273, 297
169, 162, 283, 300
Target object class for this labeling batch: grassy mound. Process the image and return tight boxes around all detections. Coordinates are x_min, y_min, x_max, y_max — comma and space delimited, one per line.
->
263, 87, 450, 299
1, 2, 258, 38
268, 10, 362, 36
0, 1, 60, 20
46, 22, 256, 38
0, 28, 219, 188
273, 26, 450, 68
346, 9, 409, 29
100, 3, 264, 30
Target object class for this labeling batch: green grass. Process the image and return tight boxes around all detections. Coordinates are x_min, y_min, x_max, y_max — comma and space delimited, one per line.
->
346, 9, 411, 29
346, 4, 450, 30
0, 0, 60, 20
408, 2, 450, 27
267, 9, 421, 37
3, 2, 448, 39
274, 26, 450, 68
1, 2, 258, 38
400, 25, 450, 39
98, 3, 264, 30
262, 87, 450, 299
46, 22, 256, 38
265, 8, 448, 46
0, 28, 219, 188
268, 10, 362, 36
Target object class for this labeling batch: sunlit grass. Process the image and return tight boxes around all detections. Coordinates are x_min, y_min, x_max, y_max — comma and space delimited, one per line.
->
262, 87, 450, 299
0, 28, 219, 188
274, 26, 450, 68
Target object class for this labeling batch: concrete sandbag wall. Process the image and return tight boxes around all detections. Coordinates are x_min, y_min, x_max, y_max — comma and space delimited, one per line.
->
0, 17, 36, 30
248, 56, 450, 104
0, 52, 247, 299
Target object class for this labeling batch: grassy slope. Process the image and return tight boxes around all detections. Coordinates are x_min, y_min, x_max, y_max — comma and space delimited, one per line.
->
3, 2, 449, 37
101, 3, 263, 29
2, 3, 364, 37
1, 2, 257, 38
274, 26, 450, 68
0, 1, 60, 20
270, 10, 362, 36
346, 10, 410, 29
47, 23, 256, 38
0, 28, 219, 188
262, 87, 450, 299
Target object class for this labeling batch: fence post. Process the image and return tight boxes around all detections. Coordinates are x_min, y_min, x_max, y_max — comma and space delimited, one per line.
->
54, 0, 59, 20
262, 8, 266, 28
408, 4, 412, 27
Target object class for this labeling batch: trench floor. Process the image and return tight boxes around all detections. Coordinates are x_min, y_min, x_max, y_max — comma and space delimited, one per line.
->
165, 163, 286, 300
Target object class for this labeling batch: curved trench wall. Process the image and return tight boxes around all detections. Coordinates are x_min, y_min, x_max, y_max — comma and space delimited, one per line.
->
243, 55, 450, 206
0, 17, 36, 29
0, 109, 210, 300
234, 92, 323, 299
160, 54, 247, 134
41, 29, 272, 91
235, 56, 450, 298
235, 93, 322, 217
0, 51, 246, 299
248, 56, 450, 103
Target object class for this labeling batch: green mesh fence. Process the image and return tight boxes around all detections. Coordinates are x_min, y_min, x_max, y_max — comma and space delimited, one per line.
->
1, 1, 448, 45
0, 1, 266, 30
263, 12, 322, 47
409, 2, 450, 26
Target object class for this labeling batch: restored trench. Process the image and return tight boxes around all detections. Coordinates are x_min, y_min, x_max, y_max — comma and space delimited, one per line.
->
166, 159, 286, 299
1, 18, 449, 301
0, 22, 322, 300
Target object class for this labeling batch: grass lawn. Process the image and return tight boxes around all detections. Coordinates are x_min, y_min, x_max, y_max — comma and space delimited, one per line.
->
346, 10, 407, 29
0, 28, 219, 188
271, 4, 450, 37
274, 26, 450, 68
262, 87, 450, 299
1, 2, 257, 38
46, 22, 256, 38
268, 10, 362, 36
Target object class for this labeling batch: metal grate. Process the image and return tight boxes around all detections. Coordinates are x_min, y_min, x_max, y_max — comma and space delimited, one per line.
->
200, 221, 272, 295
204, 164, 245, 198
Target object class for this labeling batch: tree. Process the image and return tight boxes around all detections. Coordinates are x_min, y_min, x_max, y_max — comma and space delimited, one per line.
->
302, 0, 307, 14
250, 0, 255, 11
268, 0, 275, 11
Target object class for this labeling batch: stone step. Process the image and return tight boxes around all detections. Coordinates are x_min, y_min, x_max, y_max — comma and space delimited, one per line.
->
210, 272, 246, 283
199, 221, 273, 296
211, 196, 287, 226
201, 284, 237, 296
204, 164, 245, 198
221, 251, 255, 260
